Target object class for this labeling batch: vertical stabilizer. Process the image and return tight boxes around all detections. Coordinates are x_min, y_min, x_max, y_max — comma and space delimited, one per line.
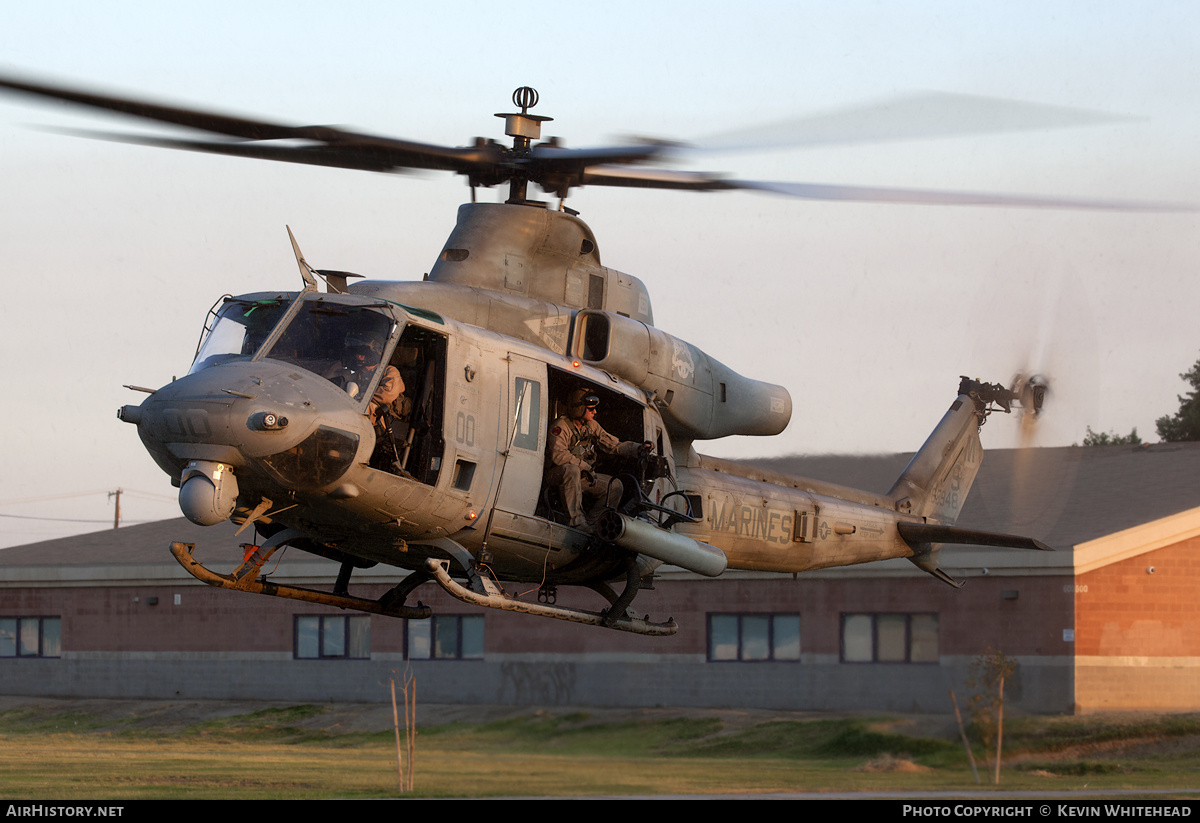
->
887, 392, 984, 525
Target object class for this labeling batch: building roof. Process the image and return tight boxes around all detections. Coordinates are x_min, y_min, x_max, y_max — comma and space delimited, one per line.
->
0, 517, 238, 567
0, 517, 347, 586
3, 442, 1198, 582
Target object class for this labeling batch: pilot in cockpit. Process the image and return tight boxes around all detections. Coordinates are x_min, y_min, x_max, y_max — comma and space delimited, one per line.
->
364, 339, 412, 474
341, 331, 386, 400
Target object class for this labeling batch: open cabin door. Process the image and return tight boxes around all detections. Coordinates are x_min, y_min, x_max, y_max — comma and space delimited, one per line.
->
493, 353, 547, 514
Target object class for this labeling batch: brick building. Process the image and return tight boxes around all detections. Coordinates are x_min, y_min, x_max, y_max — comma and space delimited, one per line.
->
2, 443, 1197, 714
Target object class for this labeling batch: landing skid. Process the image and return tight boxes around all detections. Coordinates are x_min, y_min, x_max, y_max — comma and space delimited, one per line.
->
424, 558, 678, 636
169, 541, 433, 620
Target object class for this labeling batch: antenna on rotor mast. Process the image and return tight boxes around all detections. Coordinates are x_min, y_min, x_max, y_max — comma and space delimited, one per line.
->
496, 86, 550, 203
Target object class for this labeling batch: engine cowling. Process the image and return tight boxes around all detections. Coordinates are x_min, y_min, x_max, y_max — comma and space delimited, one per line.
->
571, 309, 791, 440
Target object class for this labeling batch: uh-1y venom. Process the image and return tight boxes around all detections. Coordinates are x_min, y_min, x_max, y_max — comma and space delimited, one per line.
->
9, 77, 1144, 636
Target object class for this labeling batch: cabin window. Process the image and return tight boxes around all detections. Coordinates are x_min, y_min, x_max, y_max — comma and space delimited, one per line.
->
511, 378, 542, 451
841, 613, 938, 663
707, 614, 800, 662
294, 615, 370, 660
452, 460, 476, 491
0, 617, 61, 658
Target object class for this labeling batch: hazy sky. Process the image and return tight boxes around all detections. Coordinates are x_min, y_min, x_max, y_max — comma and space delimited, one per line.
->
1, 1, 1197, 547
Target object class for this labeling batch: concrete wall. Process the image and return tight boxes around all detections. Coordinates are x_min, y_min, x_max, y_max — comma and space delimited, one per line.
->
1, 654, 1076, 713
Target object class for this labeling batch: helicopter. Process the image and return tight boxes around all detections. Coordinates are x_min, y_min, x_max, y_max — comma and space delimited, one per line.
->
7, 76, 1149, 637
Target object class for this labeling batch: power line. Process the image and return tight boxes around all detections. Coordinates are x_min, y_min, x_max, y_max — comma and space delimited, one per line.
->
0, 513, 161, 524
0, 490, 112, 506
0, 488, 175, 507
0, 487, 178, 533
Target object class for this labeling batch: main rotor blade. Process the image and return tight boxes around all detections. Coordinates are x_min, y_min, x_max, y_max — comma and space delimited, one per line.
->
581, 165, 733, 191
0, 73, 486, 172
0, 73, 328, 139
529, 144, 670, 166
40, 127, 495, 174
4, 72, 1187, 211
690, 92, 1136, 154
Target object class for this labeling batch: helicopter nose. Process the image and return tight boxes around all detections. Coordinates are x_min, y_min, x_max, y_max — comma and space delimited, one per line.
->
127, 361, 317, 453
124, 359, 372, 500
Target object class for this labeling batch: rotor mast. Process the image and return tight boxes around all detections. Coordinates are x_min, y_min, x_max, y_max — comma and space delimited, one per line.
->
495, 86, 551, 204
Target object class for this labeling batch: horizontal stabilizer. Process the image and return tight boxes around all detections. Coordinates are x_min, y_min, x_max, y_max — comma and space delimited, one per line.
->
897, 522, 1053, 552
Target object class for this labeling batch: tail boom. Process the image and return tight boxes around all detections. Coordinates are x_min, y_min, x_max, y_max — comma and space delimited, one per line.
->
671, 377, 1048, 584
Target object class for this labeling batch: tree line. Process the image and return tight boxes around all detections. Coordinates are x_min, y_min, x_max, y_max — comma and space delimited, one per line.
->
1082, 354, 1200, 445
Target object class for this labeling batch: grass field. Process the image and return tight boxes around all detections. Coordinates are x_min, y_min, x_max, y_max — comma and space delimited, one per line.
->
1, 699, 1198, 799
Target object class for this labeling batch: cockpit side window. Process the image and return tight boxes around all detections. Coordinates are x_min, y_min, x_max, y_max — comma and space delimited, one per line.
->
189, 298, 289, 375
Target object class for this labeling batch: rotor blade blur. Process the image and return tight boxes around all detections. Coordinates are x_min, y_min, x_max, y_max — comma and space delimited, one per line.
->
583, 165, 1193, 211
731, 179, 1195, 211
39, 127, 492, 174
690, 92, 1137, 154
5, 73, 1186, 211
0, 73, 337, 139
0, 73, 486, 172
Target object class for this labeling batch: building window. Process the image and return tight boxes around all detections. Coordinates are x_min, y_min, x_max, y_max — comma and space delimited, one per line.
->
407, 615, 484, 660
0, 617, 61, 658
707, 614, 801, 661
841, 613, 938, 663
294, 615, 370, 659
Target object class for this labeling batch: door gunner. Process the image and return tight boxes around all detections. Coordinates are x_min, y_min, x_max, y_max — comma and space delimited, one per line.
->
546, 390, 647, 530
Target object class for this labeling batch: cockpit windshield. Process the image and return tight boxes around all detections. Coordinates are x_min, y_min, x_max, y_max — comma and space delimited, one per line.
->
261, 300, 397, 401
189, 297, 289, 375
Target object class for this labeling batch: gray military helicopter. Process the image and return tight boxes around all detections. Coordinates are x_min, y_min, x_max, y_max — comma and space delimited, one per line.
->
6, 76, 1138, 635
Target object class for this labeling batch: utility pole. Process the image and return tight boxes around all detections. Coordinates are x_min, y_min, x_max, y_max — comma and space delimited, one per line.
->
109, 488, 122, 529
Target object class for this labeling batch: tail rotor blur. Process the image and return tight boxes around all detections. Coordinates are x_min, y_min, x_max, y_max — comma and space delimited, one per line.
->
964, 267, 1098, 538
1010, 371, 1050, 449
